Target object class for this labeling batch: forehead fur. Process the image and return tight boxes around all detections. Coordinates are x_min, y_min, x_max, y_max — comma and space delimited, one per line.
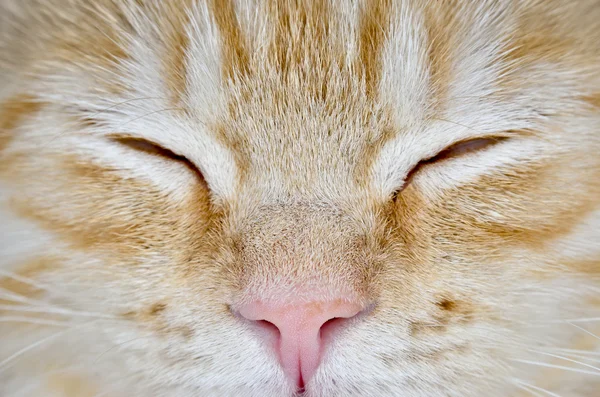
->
189, 0, 600, 203
4, 0, 598, 203
184, 0, 600, 204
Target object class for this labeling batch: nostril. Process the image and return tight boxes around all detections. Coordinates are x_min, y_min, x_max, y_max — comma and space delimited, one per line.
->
319, 317, 347, 340
231, 308, 282, 345
318, 311, 369, 349
255, 319, 280, 337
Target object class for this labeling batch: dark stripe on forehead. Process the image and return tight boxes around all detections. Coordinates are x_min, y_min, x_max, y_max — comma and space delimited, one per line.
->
358, 0, 392, 99
267, 0, 333, 75
209, 0, 250, 80
422, 1, 459, 112
160, 0, 196, 107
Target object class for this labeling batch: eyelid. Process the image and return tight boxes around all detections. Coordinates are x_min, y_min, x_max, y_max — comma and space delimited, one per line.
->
109, 134, 208, 187
420, 136, 507, 165
109, 135, 188, 161
396, 136, 509, 198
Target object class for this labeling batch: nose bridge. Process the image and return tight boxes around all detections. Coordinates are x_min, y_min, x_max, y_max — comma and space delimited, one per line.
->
242, 205, 347, 263
236, 204, 371, 304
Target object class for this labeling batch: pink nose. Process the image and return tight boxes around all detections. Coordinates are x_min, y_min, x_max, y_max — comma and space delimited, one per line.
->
237, 299, 364, 390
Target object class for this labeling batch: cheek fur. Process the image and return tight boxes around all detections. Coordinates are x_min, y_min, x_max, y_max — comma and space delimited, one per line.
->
7, 153, 213, 259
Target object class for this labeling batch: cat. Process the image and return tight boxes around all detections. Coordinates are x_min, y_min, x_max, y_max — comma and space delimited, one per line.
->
1, 0, 599, 396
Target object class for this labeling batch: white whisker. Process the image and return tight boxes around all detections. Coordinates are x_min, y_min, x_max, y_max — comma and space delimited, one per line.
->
0, 305, 118, 319
86, 96, 168, 118
550, 353, 600, 364
557, 317, 600, 323
0, 320, 96, 373
93, 336, 149, 364
0, 269, 57, 293
512, 379, 562, 397
0, 316, 68, 327
0, 288, 49, 306
548, 348, 600, 358
527, 349, 600, 373
568, 322, 600, 341
118, 107, 183, 128
512, 380, 545, 397
511, 359, 600, 376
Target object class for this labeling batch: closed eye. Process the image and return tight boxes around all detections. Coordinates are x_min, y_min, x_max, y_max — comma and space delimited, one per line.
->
110, 135, 207, 186
394, 136, 508, 199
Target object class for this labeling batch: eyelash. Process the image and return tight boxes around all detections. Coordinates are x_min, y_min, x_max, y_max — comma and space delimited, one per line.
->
394, 136, 507, 199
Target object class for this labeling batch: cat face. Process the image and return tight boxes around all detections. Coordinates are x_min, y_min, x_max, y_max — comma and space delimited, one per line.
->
1, 1, 599, 396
